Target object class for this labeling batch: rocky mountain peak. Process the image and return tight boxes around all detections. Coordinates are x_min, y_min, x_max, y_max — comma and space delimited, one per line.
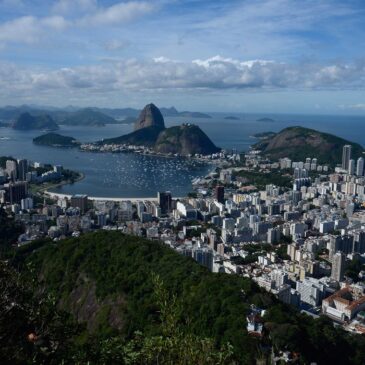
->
134, 103, 165, 131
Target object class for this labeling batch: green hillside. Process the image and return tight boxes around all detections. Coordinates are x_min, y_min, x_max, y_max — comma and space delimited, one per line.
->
254, 126, 364, 165
2, 230, 365, 364
33, 133, 80, 147
155, 124, 220, 155
102, 125, 165, 146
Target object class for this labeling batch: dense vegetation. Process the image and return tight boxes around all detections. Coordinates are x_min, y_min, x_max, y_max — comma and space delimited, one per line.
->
2, 230, 365, 364
0, 209, 23, 257
33, 133, 80, 147
234, 169, 292, 190
155, 124, 220, 155
255, 126, 364, 165
12, 112, 59, 130
102, 125, 165, 146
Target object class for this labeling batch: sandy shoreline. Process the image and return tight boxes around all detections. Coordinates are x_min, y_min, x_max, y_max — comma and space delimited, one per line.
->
44, 190, 175, 202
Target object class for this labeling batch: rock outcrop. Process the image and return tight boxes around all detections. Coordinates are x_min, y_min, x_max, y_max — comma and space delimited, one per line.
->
134, 103, 165, 131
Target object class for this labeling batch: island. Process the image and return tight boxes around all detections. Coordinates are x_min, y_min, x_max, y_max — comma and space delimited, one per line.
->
12, 112, 59, 131
253, 126, 364, 165
159, 106, 212, 118
33, 133, 80, 148
178, 111, 212, 118
88, 103, 220, 156
256, 117, 275, 122
224, 116, 240, 120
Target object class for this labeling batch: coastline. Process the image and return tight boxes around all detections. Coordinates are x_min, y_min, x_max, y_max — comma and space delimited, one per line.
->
79, 147, 221, 165
44, 191, 173, 202
35, 171, 85, 196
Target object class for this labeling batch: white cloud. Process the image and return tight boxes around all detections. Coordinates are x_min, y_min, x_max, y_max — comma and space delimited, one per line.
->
104, 39, 130, 51
0, 1, 154, 45
1, 56, 365, 100
0, 16, 68, 44
78, 1, 154, 26
52, 0, 97, 15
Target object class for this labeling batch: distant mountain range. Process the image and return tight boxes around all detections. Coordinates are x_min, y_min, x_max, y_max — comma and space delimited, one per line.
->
12, 113, 59, 131
0, 104, 212, 125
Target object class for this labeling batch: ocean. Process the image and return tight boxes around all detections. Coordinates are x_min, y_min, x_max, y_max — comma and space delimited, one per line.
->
0, 112, 364, 198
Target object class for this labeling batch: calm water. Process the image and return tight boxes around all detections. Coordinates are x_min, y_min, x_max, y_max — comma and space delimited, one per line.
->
0, 113, 365, 198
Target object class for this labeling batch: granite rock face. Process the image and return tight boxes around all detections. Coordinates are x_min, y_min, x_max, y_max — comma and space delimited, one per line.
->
134, 103, 165, 131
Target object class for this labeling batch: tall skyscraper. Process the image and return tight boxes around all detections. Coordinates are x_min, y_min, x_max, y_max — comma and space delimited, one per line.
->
349, 159, 355, 175
5, 181, 28, 204
215, 185, 225, 204
342, 145, 352, 170
6, 160, 17, 181
17, 159, 28, 181
70, 194, 89, 213
331, 252, 345, 282
356, 157, 364, 176
158, 191, 172, 215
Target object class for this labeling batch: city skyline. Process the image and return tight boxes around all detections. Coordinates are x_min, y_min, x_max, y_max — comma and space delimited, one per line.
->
1, 0, 365, 114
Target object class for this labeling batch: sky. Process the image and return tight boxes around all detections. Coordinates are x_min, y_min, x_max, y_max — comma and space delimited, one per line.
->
0, 0, 365, 114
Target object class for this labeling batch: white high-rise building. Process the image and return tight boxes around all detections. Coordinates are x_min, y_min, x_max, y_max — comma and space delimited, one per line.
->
20, 197, 33, 210
6, 160, 17, 181
349, 159, 355, 175
331, 252, 345, 282
356, 157, 364, 176
342, 145, 352, 170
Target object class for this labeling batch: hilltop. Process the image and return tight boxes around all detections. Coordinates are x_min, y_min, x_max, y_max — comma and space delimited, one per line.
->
12, 113, 59, 130
101, 103, 220, 155
155, 124, 220, 155
60, 108, 117, 126
134, 103, 165, 131
254, 126, 364, 164
33, 133, 80, 147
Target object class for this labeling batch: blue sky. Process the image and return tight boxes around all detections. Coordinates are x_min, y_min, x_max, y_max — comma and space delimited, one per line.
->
0, 0, 365, 114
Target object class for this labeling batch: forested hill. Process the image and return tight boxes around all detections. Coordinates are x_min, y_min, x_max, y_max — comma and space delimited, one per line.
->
2, 230, 365, 364
254, 126, 364, 165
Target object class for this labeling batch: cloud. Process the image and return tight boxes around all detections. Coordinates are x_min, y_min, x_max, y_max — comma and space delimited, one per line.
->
78, 1, 154, 26
52, 0, 97, 15
0, 15, 68, 44
104, 39, 130, 51
0, 1, 154, 46
1, 56, 365, 100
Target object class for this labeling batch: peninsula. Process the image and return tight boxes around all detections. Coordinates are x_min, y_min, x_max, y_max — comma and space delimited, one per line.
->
91, 103, 220, 156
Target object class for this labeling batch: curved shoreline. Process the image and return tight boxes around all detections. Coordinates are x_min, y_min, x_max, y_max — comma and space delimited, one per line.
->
45, 190, 167, 202
38, 171, 85, 196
